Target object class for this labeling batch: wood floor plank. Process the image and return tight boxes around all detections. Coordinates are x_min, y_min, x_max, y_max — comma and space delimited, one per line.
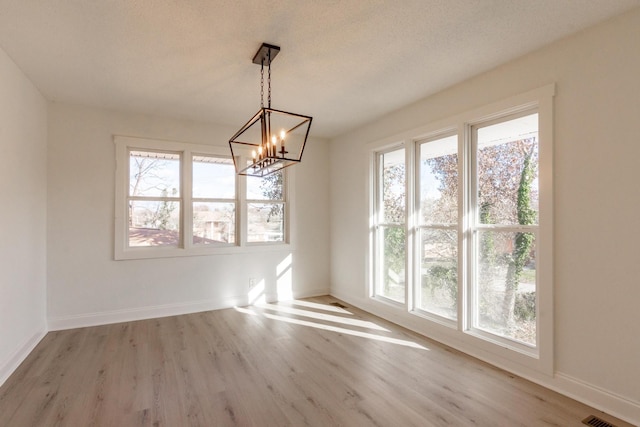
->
0, 296, 634, 426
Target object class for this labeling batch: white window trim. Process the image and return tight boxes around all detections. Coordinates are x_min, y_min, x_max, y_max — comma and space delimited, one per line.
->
114, 136, 291, 260
368, 84, 554, 376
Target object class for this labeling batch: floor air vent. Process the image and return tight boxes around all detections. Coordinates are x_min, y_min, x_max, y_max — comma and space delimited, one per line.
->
329, 302, 348, 309
582, 415, 617, 427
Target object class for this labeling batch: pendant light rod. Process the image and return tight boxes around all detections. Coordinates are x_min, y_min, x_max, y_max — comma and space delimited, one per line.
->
252, 43, 280, 65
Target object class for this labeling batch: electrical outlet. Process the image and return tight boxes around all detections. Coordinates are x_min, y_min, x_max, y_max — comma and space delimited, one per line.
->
249, 278, 256, 289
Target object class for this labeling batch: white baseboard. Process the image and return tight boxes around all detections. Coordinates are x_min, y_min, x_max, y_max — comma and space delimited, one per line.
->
48, 288, 330, 332
552, 373, 640, 425
294, 288, 330, 299
329, 290, 640, 426
0, 325, 47, 388
48, 295, 249, 331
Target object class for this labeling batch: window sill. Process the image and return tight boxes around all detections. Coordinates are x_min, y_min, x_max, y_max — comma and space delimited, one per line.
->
114, 242, 293, 261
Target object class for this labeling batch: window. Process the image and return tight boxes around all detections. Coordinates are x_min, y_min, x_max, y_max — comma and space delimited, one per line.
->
192, 155, 236, 245
128, 150, 181, 247
114, 136, 288, 259
373, 147, 406, 303
471, 112, 539, 348
247, 171, 285, 243
370, 85, 553, 371
416, 134, 458, 320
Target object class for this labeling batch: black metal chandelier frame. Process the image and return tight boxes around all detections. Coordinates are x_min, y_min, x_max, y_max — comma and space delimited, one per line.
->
228, 43, 312, 177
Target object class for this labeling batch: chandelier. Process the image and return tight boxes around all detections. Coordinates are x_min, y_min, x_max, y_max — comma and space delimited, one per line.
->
229, 43, 313, 177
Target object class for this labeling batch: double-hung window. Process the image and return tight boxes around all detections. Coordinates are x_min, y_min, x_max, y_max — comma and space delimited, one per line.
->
416, 134, 459, 321
127, 150, 182, 248
114, 136, 288, 259
373, 146, 406, 303
371, 85, 553, 371
247, 171, 285, 243
470, 112, 540, 348
192, 155, 236, 245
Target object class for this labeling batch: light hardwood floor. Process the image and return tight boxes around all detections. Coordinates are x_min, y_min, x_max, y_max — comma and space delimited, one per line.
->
0, 296, 632, 426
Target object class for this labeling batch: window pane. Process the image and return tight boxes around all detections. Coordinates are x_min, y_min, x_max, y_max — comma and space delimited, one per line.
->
193, 202, 235, 245
247, 170, 283, 200
419, 135, 457, 225
128, 200, 180, 247
129, 150, 180, 197
248, 203, 284, 242
381, 148, 405, 223
379, 226, 405, 303
476, 113, 538, 225
417, 228, 457, 320
193, 156, 235, 199
475, 230, 536, 346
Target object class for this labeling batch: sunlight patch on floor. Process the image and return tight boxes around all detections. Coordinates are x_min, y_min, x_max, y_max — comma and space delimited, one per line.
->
235, 305, 428, 351
289, 300, 353, 315
263, 312, 428, 350
234, 306, 258, 316
258, 303, 389, 332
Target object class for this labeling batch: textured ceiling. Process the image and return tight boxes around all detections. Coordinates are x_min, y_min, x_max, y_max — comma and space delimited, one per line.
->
0, 0, 638, 138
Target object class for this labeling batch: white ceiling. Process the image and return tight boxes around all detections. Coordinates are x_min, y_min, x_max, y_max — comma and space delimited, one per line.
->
0, 0, 638, 138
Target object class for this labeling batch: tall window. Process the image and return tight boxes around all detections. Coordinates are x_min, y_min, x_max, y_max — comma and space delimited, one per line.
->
471, 112, 539, 347
373, 147, 406, 303
416, 135, 458, 320
370, 85, 553, 368
114, 136, 288, 259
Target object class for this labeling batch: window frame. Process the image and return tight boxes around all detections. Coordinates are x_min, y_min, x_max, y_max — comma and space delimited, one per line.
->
114, 136, 290, 260
368, 84, 554, 375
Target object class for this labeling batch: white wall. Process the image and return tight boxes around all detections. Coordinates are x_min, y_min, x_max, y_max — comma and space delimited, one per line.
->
0, 48, 48, 385
47, 103, 330, 328
330, 8, 640, 424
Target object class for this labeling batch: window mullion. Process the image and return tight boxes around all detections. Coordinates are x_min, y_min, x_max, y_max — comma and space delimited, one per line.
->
236, 155, 245, 246
374, 154, 382, 298
183, 150, 192, 250
413, 141, 421, 312
405, 140, 414, 311
461, 123, 473, 332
